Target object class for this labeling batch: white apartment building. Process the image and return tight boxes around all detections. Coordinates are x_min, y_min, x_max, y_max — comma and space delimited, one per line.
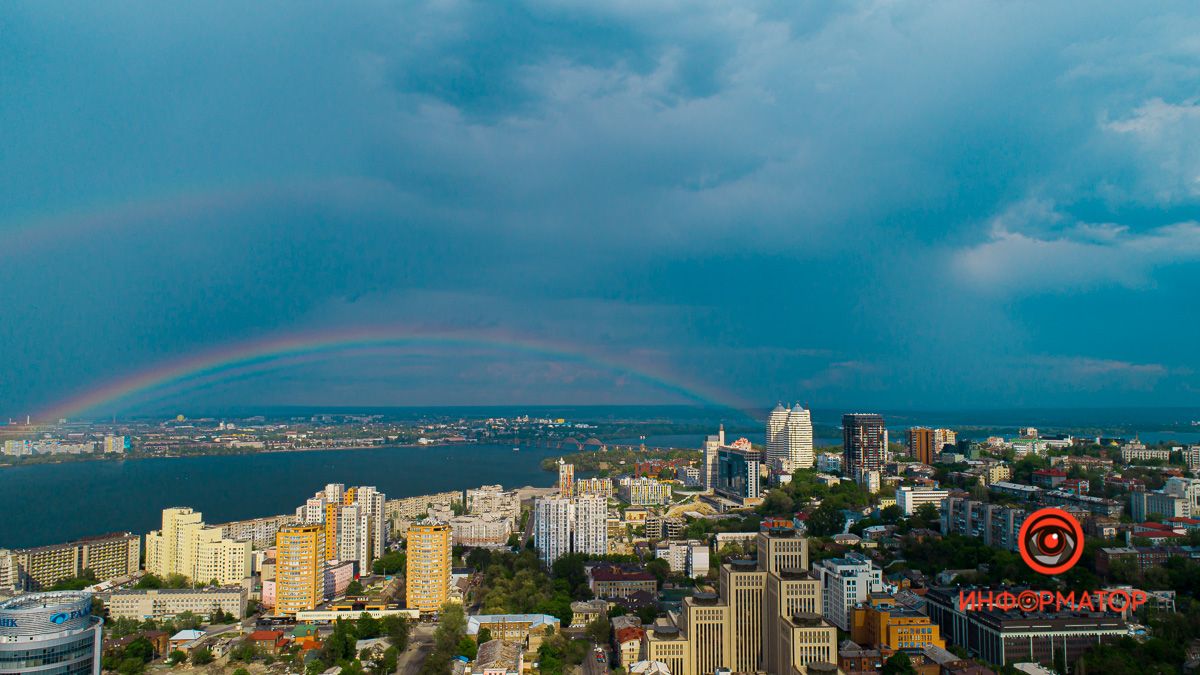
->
896, 486, 950, 515
533, 496, 608, 566
449, 515, 513, 547
654, 540, 710, 578
466, 485, 521, 521
813, 551, 884, 631
295, 484, 387, 573
767, 403, 815, 470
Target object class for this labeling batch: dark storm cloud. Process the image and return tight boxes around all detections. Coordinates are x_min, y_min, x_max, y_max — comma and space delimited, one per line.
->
3, 0, 1200, 416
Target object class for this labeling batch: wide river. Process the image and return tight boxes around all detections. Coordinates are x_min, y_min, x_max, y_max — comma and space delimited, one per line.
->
0, 444, 562, 548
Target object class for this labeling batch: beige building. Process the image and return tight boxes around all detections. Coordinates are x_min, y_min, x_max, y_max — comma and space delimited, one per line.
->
642, 527, 836, 675
144, 507, 251, 585
465, 485, 521, 521
217, 514, 297, 549
0, 532, 140, 592
109, 586, 247, 621
406, 519, 452, 614
275, 524, 326, 616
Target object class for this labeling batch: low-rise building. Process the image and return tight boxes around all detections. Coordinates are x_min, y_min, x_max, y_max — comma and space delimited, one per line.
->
466, 614, 560, 652
108, 587, 247, 621
850, 593, 945, 652
616, 626, 645, 666
589, 565, 658, 599
570, 599, 608, 628
473, 639, 523, 675
925, 587, 1126, 668
896, 487, 949, 515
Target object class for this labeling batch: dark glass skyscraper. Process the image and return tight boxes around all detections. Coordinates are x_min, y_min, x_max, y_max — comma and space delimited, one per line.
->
842, 413, 886, 480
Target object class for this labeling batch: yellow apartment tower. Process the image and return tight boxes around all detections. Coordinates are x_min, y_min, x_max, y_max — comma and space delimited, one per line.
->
144, 507, 250, 585
406, 520, 451, 614
275, 524, 326, 616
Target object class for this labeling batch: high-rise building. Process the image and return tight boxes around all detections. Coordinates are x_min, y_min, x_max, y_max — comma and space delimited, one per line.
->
618, 477, 672, 505
906, 427, 956, 465
785, 405, 814, 470
703, 425, 726, 490
0, 591, 103, 674
144, 507, 250, 585
0, 532, 140, 592
766, 404, 814, 471
843, 413, 886, 490
557, 458, 575, 497
715, 446, 762, 504
907, 427, 934, 465
275, 524, 326, 616
102, 435, 129, 454
575, 477, 614, 499
406, 519, 451, 614
644, 526, 836, 675
294, 484, 386, 575
532, 496, 608, 566
813, 552, 884, 630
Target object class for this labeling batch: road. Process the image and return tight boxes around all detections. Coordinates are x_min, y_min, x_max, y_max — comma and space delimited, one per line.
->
397, 623, 436, 674
582, 643, 609, 675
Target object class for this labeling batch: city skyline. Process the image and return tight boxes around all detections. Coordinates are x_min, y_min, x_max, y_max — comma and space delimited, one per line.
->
6, 3, 1200, 418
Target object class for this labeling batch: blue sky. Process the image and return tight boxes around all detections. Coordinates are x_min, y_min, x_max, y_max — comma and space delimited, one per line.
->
3, 1, 1200, 417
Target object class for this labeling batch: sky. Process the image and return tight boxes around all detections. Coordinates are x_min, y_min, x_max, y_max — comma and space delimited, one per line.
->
3, 1, 1200, 418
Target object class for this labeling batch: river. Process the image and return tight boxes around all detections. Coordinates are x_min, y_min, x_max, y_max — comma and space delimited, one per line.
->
0, 444, 562, 548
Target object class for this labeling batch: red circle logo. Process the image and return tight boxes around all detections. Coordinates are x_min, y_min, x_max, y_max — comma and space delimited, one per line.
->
1018, 508, 1084, 574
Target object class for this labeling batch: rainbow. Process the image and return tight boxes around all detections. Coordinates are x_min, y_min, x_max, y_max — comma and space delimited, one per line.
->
36, 327, 758, 422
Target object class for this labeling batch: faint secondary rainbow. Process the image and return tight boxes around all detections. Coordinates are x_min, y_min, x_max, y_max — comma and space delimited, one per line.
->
37, 328, 757, 422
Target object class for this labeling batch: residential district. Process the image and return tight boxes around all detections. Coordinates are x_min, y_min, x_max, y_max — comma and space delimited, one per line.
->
2, 407, 1200, 674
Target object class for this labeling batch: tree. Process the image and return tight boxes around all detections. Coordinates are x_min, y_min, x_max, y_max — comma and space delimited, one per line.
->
322, 619, 359, 664
585, 614, 612, 645
135, 573, 164, 589
879, 504, 904, 524
372, 551, 406, 575
233, 669, 252, 675
117, 657, 146, 675
807, 502, 844, 537
382, 614, 410, 650
477, 626, 493, 644
123, 636, 155, 663
911, 502, 940, 529
190, 648, 214, 665
167, 649, 186, 665
883, 652, 918, 675
357, 611, 382, 639
346, 579, 365, 596
645, 558, 671, 589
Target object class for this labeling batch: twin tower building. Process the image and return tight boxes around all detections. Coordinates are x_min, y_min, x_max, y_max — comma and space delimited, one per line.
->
766, 403, 814, 472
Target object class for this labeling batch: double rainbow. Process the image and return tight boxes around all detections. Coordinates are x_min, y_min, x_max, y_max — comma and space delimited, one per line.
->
36, 327, 756, 422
